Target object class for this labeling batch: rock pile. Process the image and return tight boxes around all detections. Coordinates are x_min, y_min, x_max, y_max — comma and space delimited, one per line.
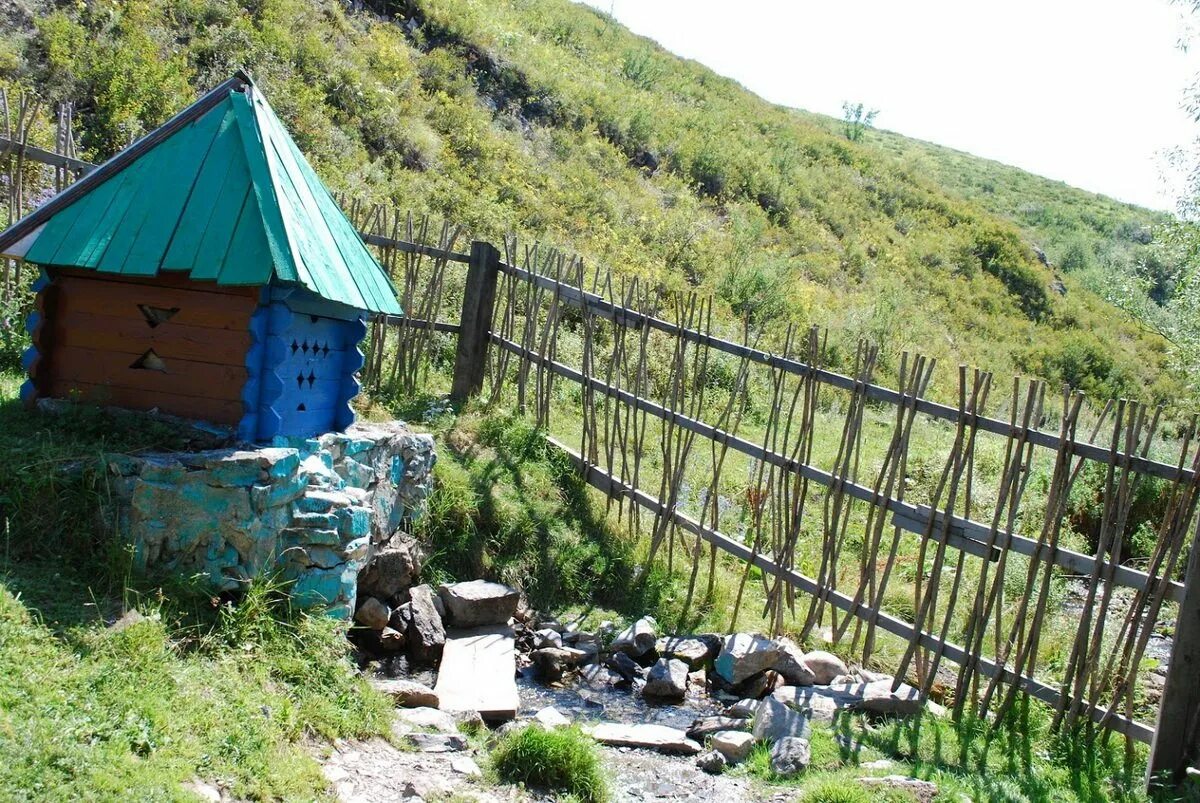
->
511, 616, 938, 778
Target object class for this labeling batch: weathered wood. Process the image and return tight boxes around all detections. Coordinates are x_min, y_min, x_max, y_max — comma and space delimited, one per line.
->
1147, 522, 1200, 786
495, 259, 1193, 486
51, 312, 250, 365
450, 240, 499, 403
47, 380, 243, 423
492, 334, 1186, 603
49, 345, 246, 401
434, 625, 519, 721
547, 435, 1156, 743
53, 273, 257, 330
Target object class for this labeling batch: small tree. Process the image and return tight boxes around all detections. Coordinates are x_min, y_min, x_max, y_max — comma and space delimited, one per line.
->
841, 101, 879, 142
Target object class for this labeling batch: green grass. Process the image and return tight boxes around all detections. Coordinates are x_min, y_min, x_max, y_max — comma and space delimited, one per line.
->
730, 708, 1157, 803
0, 373, 393, 800
489, 725, 607, 803
0, 566, 393, 801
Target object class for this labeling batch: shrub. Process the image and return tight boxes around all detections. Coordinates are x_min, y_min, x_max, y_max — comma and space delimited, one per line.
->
490, 725, 607, 802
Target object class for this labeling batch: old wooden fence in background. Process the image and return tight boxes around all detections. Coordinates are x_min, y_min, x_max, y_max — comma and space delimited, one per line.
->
5, 108, 1199, 789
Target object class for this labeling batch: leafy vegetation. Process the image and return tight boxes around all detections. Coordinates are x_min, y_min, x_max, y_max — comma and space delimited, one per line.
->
489, 724, 607, 802
732, 707, 1157, 803
0, 0, 1188, 406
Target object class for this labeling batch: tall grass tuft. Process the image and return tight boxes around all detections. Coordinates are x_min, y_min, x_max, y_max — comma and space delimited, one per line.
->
490, 725, 607, 802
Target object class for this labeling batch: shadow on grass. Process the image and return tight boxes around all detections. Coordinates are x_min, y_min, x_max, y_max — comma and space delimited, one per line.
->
418, 410, 673, 620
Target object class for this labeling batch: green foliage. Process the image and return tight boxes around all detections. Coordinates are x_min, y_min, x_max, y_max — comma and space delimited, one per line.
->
1022, 331, 1137, 401
798, 779, 874, 803
490, 725, 607, 802
415, 409, 670, 616
0, 290, 30, 374
0, 0, 1182, 405
841, 101, 878, 143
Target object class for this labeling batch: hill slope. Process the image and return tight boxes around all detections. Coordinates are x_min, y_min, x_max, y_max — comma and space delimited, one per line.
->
0, 0, 1185, 403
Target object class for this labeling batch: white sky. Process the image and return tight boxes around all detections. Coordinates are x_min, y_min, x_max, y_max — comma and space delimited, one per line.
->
581, 0, 1200, 212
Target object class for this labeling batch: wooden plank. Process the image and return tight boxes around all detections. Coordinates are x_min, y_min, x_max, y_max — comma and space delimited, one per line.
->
1147, 523, 1200, 786
495, 335, 1186, 604
0, 135, 94, 173
496, 260, 1193, 486
50, 312, 250, 365
51, 266, 259, 296
434, 625, 519, 721
360, 232, 471, 264
50, 345, 245, 402
450, 241, 500, 403
372, 315, 460, 334
548, 436, 1156, 744
47, 379, 243, 423
52, 274, 257, 330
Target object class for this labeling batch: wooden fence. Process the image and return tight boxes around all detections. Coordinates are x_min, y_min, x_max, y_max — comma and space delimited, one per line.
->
4, 106, 1198, 788
353, 224, 1200, 788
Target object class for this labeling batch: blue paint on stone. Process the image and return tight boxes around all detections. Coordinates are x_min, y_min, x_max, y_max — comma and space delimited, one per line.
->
336, 505, 371, 539
250, 474, 308, 513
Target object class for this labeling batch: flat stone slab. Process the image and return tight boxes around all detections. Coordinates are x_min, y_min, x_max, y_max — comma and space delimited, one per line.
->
585, 722, 702, 755
434, 625, 519, 720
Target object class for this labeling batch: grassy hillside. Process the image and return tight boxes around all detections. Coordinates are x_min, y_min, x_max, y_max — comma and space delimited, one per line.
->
0, 0, 1187, 404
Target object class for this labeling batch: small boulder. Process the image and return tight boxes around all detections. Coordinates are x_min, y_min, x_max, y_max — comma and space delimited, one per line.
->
406, 584, 445, 665
643, 658, 689, 701
711, 730, 756, 763
533, 706, 571, 729
858, 679, 925, 715
379, 625, 407, 652
733, 669, 784, 699
533, 628, 563, 649
769, 736, 810, 776
370, 677, 439, 708
773, 637, 816, 686
655, 636, 713, 668
405, 732, 468, 753
714, 633, 784, 685
606, 651, 643, 683
695, 750, 727, 774
611, 616, 658, 658
358, 543, 418, 600
533, 647, 580, 683
860, 775, 939, 802
724, 698, 758, 719
450, 756, 483, 779
354, 597, 390, 630
802, 650, 849, 685
753, 696, 811, 742
585, 722, 701, 755
686, 716, 750, 741
396, 706, 458, 733
438, 580, 520, 627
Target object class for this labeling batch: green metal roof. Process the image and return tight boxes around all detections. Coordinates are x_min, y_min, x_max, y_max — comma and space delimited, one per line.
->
3, 75, 401, 315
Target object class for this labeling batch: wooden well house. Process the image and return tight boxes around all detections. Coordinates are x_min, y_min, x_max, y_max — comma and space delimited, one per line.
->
0, 72, 402, 441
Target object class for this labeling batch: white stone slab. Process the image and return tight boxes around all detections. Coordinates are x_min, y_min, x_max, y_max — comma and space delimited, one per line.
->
434, 625, 519, 720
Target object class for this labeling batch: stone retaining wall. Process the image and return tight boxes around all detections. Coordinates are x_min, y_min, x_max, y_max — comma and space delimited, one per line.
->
104, 421, 435, 617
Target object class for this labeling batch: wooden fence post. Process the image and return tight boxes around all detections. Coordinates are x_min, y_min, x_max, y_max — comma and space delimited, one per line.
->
1147, 525, 1200, 788
450, 240, 500, 404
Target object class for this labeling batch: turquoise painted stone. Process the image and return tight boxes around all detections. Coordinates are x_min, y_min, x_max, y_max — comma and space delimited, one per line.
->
340, 456, 375, 487
291, 511, 337, 529
281, 526, 341, 547
336, 505, 371, 539
250, 474, 307, 513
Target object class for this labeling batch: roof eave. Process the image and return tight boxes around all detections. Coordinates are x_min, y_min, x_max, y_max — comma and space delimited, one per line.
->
0, 72, 252, 256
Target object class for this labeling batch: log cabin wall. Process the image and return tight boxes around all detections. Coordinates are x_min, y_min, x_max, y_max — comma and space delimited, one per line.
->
27, 267, 257, 424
